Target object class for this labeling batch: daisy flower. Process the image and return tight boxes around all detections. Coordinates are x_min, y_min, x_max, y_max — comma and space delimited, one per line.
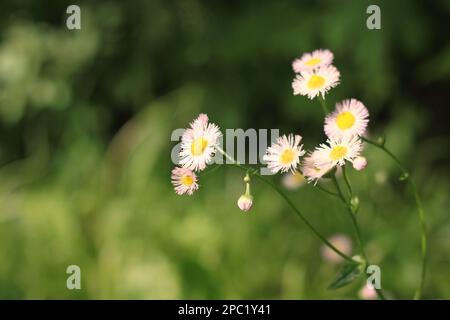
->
314, 135, 363, 167
263, 134, 305, 174
292, 65, 340, 99
171, 167, 199, 195
324, 99, 369, 139
300, 151, 334, 184
179, 113, 221, 172
292, 49, 334, 73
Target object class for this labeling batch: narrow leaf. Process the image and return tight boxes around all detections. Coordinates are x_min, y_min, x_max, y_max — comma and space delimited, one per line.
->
328, 261, 364, 290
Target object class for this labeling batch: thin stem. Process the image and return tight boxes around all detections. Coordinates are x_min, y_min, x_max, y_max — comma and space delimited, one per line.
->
215, 147, 357, 263
199, 164, 223, 178
314, 183, 340, 198
253, 173, 356, 263
331, 175, 346, 203
360, 136, 408, 173
341, 165, 353, 198
331, 174, 387, 300
318, 97, 329, 116
360, 136, 427, 300
331, 175, 364, 258
410, 178, 427, 300
245, 180, 251, 195
216, 145, 238, 164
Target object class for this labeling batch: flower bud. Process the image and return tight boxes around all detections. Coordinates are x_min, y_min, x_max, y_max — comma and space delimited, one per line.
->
353, 156, 367, 171
359, 284, 377, 300
350, 196, 360, 214
237, 194, 253, 212
376, 135, 386, 146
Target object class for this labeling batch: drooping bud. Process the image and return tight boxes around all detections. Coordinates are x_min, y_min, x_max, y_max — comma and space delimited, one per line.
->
237, 194, 253, 212
353, 156, 367, 171
238, 173, 253, 212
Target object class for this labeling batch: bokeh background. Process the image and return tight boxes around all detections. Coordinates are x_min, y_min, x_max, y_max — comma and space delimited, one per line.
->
0, 0, 449, 299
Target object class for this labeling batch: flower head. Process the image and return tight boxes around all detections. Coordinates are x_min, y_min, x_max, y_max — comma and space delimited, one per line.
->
324, 99, 369, 139
292, 65, 340, 99
292, 49, 334, 73
171, 167, 199, 195
300, 151, 334, 184
353, 156, 368, 171
263, 134, 305, 174
314, 136, 363, 167
179, 113, 221, 172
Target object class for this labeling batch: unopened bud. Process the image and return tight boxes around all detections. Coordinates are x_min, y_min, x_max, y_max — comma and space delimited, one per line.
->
350, 196, 360, 214
237, 194, 253, 212
353, 156, 368, 171
376, 135, 385, 146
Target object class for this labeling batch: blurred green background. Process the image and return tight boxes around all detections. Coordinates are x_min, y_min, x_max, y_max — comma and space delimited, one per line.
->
0, 0, 449, 299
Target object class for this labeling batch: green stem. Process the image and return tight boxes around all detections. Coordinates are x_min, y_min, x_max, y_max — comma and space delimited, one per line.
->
216, 148, 357, 263
253, 173, 356, 263
315, 183, 340, 198
331, 174, 386, 300
199, 164, 223, 178
216, 146, 238, 164
342, 165, 353, 198
318, 97, 329, 116
360, 136, 427, 300
331, 175, 346, 203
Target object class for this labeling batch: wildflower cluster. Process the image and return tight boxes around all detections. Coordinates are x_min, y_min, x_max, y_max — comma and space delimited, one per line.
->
170, 49, 427, 299
171, 49, 371, 209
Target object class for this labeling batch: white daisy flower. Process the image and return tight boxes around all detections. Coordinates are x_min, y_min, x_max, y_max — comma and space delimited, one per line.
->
300, 151, 334, 184
324, 99, 369, 139
179, 113, 221, 172
292, 65, 340, 99
292, 49, 334, 73
263, 134, 306, 174
171, 167, 199, 195
314, 136, 363, 167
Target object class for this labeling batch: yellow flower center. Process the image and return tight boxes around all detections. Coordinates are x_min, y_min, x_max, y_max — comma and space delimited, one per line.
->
305, 57, 321, 67
191, 137, 208, 156
181, 175, 194, 186
280, 148, 295, 165
336, 111, 356, 130
307, 74, 325, 89
329, 146, 348, 161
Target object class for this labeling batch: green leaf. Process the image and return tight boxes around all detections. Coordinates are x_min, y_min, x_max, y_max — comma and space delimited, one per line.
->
328, 261, 364, 290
